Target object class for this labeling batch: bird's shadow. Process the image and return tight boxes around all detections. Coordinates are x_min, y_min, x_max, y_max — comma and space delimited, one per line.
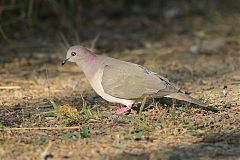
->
132, 97, 219, 113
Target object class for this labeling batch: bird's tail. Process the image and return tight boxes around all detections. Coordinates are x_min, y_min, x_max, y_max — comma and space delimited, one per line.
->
164, 92, 208, 107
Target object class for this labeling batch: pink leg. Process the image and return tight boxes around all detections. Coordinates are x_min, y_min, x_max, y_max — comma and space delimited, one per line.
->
115, 104, 132, 115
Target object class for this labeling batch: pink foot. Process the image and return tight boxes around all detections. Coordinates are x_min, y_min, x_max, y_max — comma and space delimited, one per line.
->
115, 105, 132, 115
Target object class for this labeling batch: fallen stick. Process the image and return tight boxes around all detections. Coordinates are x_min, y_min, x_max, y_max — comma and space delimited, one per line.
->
0, 126, 80, 131
0, 86, 21, 90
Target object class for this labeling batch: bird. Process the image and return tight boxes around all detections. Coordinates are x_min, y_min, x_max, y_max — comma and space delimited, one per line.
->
62, 45, 207, 114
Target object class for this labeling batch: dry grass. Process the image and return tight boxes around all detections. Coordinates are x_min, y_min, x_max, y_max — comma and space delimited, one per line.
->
1, 5, 240, 159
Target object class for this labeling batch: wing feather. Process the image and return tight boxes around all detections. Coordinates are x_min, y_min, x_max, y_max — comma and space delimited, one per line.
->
101, 58, 177, 99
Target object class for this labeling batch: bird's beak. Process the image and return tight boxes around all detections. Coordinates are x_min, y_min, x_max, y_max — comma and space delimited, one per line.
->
62, 57, 71, 65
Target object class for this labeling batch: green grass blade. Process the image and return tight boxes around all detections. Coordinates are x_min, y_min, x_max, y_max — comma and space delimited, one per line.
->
50, 100, 59, 111
139, 97, 147, 114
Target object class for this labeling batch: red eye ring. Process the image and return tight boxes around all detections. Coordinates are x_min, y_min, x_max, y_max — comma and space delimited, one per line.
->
71, 52, 76, 56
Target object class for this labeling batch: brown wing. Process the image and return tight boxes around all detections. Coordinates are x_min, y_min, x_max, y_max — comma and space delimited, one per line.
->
101, 58, 178, 99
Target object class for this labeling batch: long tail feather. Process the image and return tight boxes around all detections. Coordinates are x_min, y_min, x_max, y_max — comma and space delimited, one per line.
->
164, 93, 208, 107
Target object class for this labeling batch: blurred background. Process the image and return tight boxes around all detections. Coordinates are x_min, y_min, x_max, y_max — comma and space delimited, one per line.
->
1, 1, 240, 159
1, 0, 240, 56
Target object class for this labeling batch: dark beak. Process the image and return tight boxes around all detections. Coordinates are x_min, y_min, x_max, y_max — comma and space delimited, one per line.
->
62, 57, 71, 65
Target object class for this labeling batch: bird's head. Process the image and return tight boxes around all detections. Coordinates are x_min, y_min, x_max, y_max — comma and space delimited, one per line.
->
62, 45, 91, 65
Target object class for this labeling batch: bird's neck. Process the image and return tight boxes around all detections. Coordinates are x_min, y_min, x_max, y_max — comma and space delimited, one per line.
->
83, 52, 98, 63
77, 53, 101, 79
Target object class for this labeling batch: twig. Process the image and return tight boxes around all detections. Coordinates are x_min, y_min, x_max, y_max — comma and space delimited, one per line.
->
0, 25, 11, 42
0, 104, 52, 110
90, 32, 101, 50
0, 86, 21, 90
74, 30, 80, 44
45, 65, 51, 99
1, 126, 81, 131
27, 0, 34, 25
59, 32, 70, 50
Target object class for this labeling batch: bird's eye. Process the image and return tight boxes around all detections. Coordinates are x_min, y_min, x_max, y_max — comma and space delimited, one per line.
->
71, 52, 76, 56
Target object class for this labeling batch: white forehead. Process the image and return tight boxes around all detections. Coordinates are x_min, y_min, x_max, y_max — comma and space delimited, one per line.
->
68, 45, 88, 53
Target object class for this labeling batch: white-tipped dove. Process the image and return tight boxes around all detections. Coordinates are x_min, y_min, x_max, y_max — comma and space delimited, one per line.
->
62, 45, 207, 114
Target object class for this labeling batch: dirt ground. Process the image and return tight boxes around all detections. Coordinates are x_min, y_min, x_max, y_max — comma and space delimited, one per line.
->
1, 11, 240, 160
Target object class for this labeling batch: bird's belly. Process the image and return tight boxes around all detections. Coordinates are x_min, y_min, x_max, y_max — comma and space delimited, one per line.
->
89, 70, 134, 106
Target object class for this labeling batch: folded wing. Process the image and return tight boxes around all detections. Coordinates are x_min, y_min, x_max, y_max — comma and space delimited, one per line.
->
101, 58, 178, 99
